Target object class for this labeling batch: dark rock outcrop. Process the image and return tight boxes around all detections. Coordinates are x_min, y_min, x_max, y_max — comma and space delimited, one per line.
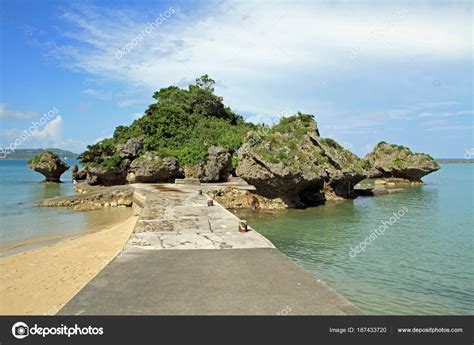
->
236, 114, 367, 206
27, 151, 70, 182
126, 152, 179, 183
72, 169, 87, 181
364, 142, 440, 181
197, 146, 233, 182
40, 185, 134, 211
116, 135, 145, 159
206, 186, 288, 209
86, 166, 127, 186
71, 164, 87, 180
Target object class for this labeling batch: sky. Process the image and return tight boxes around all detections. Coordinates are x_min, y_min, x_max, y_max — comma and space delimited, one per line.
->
0, 0, 472, 158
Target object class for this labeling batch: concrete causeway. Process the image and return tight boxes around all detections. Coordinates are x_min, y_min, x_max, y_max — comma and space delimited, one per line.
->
126, 184, 275, 250
60, 183, 362, 315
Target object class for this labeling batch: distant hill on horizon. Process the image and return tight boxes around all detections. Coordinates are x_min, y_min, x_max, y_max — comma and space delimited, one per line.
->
2, 148, 79, 160
436, 158, 474, 163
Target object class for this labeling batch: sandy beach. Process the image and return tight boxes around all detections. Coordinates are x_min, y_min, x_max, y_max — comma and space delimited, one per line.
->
0, 211, 139, 315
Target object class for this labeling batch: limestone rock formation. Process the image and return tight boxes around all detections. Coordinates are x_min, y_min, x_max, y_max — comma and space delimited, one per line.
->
72, 169, 87, 181
184, 165, 198, 178
364, 142, 440, 182
236, 114, 367, 206
71, 164, 87, 180
126, 152, 179, 183
40, 185, 134, 211
207, 186, 288, 210
27, 151, 70, 182
116, 135, 145, 159
86, 166, 127, 186
197, 146, 233, 182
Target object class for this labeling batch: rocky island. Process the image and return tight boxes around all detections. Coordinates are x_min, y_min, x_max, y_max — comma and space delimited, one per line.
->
27, 151, 70, 182
365, 142, 440, 183
35, 75, 440, 209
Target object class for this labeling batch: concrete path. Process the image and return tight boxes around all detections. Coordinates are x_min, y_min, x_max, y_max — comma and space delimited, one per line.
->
60, 183, 362, 315
126, 184, 274, 250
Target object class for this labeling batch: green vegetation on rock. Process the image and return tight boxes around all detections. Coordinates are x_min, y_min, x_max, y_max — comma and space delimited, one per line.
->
319, 137, 368, 173
247, 113, 366, 175
27, 152, 48, 166
250, 113, 328, 173
236, 113, 368, 203
365, 141, 440, 180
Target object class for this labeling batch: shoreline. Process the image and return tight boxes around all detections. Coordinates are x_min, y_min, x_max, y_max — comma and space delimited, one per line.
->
0, 211, 139, 315
0, 207, 135, 258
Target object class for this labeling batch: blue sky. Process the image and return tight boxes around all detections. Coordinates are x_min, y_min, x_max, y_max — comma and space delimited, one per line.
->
0, 0, 472, 158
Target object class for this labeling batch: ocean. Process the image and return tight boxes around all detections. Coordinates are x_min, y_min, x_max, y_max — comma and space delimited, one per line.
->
0, 160, 132, 256
236, 163, 474, 315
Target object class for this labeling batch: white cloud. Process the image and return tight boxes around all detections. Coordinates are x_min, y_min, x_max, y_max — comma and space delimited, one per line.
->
425, 124, 473, 132
0, 104, 38, 120
118, 98, 148, 108
369, 101, 464, 121
31, 115, 63, 139
0, 115, 79, 152
42, 0, 471, 118
93, 135, 113, 143
421, 117, 473, 132
82, 88, 113, 100
418, 110, 473, 118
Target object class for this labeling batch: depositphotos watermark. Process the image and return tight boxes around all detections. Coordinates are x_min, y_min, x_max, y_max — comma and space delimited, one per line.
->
0, 106, 60, 159
247, 108, 292, 146
115, 6, 175, 59
349, 8, 408, 60
276, 305, 292, 316
12, 321, 103, 339
349, 206, 408, 258
464, 148, 474, 159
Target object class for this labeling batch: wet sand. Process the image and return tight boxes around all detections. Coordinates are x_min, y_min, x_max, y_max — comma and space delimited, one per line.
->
0, 211, 139, 315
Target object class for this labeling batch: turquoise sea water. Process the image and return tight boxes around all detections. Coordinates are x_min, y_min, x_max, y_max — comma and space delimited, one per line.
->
236, 164, 474, 315
0, 160, 132, 255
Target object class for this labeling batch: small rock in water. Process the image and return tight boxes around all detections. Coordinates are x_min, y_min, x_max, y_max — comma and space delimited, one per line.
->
27, 151, 69, 183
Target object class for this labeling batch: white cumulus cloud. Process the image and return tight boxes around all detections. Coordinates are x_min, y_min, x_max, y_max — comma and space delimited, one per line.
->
0, 104, 38, 120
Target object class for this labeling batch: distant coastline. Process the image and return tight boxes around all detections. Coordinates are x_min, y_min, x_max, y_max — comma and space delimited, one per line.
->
0, 148, 79, 160
436, 159, 474, 164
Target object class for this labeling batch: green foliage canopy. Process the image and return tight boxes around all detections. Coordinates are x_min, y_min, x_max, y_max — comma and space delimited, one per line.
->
80, 75, 254, 168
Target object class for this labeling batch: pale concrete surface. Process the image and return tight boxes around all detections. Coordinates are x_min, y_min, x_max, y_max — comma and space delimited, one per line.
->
125, 184, 274, 250
60, 248, 362, 315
